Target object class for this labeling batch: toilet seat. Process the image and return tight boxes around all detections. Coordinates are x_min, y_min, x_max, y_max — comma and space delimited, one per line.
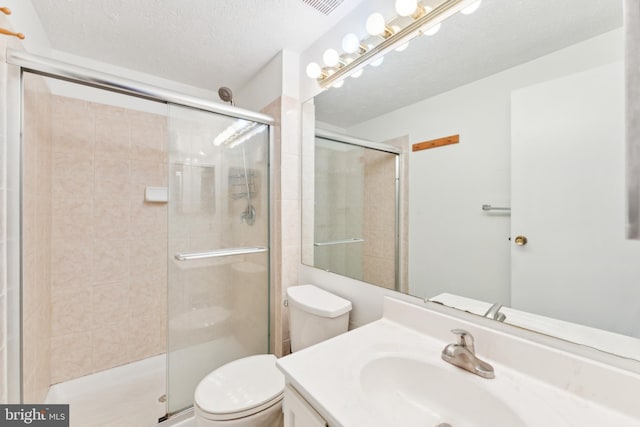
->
195, 354, 284, 421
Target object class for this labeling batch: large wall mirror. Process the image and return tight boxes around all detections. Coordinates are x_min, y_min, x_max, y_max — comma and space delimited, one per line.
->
302, 0, 640, 361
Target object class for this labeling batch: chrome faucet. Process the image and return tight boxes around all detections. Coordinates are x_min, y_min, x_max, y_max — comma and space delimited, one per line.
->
441, 329, 495, 379
484, 302, 506, 322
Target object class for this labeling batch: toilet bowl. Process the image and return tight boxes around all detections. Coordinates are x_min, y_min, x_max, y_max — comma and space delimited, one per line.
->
194, 354, 284, 427
194, 285, 352, 427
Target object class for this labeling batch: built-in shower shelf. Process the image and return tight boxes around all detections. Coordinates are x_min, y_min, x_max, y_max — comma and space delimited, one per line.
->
145, 186, 168, 203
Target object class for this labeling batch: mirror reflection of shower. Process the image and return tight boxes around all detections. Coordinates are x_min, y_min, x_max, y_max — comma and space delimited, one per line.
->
217, 86, 262, 226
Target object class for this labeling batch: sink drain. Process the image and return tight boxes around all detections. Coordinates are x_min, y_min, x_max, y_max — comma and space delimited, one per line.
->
436, 423, 452, 427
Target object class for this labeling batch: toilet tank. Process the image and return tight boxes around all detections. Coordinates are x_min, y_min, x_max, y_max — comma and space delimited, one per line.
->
287, 285, 352, 352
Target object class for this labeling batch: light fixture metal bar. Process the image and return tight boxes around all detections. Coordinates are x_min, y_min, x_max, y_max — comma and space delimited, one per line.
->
319, 0, 476, 88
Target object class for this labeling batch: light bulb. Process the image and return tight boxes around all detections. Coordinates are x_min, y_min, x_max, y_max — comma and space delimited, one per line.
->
333, 80, 344, 88
395, 0, 418, 17
371, 56, 384, 67
424, 22, 441, 36
461, 0, 482, 15
366, 13, 386, 36
323, 49, 340, 67
395, 42, 409, 52
342, 33, 360, 54
306, 62, 321, 79
351, 69, 363, 78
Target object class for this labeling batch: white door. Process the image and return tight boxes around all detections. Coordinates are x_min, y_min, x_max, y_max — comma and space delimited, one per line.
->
510, 62, 640, 337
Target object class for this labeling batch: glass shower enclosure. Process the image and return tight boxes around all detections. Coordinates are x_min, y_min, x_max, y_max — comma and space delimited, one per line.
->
167, 105, 270, 414
8, 50, 272, 422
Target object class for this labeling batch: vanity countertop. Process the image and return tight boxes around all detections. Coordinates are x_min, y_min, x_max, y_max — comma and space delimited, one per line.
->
276, 297, 640, 427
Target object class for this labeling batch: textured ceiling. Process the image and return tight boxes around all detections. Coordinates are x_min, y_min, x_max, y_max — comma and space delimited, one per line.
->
30, 0, 363, 92
314, 0, 623, 128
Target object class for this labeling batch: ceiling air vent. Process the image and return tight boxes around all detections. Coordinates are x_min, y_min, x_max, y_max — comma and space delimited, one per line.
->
302, 0, 344, 15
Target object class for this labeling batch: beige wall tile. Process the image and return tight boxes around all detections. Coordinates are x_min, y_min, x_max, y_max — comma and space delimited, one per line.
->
130, 200, 167, 239
95, 109, 130, 160
131, 160, 167, 187
52, 197, 93, 239
129, 273, 163, 318
51, 287, 92, 337
52, 97, 94, 156
128, 313, 162, 361
92, 321, 130, 372
51, 237, 93, 290
130, 238, 167, 274
94, 198, 131, 239
51, 333, 93, 384
93, 239, 130, 285
92, 281, 130, 327
45, 97, 170, 380
95, 158, 131, 197
130, 123, 165, 161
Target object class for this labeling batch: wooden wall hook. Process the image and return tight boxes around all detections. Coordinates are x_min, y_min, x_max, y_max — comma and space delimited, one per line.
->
0, 27, 25, 39
0, 7, 11, 15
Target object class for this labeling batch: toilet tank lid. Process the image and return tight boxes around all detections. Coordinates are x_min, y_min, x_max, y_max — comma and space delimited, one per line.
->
286, 285, 352, 318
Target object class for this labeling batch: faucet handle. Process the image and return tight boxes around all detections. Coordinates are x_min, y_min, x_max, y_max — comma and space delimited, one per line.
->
451, 329, 475, 354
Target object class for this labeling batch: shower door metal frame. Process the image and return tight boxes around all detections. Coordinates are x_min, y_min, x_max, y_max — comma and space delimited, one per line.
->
4, 50, 274, 406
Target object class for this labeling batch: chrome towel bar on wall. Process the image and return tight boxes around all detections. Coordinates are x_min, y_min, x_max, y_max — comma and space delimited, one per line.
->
481, 204, 511, 212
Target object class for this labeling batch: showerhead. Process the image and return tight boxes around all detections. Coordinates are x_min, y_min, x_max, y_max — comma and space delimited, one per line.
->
218, 86, 234, 106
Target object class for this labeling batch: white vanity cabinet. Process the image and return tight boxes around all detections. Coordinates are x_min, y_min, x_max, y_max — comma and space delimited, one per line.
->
283, 384, 327, 427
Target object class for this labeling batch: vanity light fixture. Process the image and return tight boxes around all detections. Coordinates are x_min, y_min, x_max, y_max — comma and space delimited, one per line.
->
323, 48, 340, 67
306, 0, 483, 89
342, 33, 361, 53
366, 12, 393, 38
395, 0, 419, 17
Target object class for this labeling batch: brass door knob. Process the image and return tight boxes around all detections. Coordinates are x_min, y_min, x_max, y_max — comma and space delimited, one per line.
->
514, 235, 528, 246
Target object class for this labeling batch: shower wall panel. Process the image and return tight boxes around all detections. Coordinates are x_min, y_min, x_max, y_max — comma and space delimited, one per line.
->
47, 95, 168, 383
362, 149, 397, 290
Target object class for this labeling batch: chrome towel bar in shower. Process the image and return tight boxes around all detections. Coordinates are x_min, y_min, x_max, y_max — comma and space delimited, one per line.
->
175, 246, 267, 261
314, 238, 365, 246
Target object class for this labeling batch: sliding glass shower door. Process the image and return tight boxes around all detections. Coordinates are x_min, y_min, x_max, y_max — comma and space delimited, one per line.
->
166, 105, 270, 414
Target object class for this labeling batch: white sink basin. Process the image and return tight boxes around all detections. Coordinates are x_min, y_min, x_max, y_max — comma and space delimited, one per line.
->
360, 356, 526, 427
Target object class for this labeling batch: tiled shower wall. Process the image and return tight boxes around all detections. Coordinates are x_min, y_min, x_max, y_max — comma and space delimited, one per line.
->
22, 74, 53, 403
362, 149, 397, 290
264, 96, 301, 356
44, 94, 168, 384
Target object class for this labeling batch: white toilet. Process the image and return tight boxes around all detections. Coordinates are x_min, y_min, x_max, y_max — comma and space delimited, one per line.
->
194, 284, 352, 427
